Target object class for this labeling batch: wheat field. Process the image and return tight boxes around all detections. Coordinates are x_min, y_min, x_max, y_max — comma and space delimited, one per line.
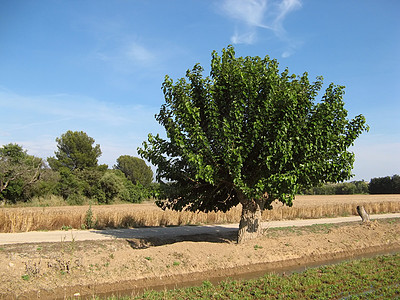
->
0, 194, 399, 233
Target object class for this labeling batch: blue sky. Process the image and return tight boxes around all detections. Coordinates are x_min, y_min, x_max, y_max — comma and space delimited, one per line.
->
0, 0, 399, 182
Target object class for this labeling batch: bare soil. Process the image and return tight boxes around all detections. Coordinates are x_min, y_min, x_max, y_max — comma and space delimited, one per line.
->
1, 218, 399, 299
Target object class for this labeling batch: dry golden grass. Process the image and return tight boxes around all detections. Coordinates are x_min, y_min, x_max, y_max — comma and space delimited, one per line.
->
1, 194, 399, 233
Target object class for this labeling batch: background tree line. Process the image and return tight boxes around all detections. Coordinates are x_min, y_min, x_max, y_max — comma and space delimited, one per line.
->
302, 175, 400, 195
1, 130, 398, 205
368, 175, 400, 194
0, 130, 157, 205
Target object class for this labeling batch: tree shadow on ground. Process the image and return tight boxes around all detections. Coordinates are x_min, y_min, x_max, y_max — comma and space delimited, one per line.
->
91, 225, 238, 249
126, 231, 237, 249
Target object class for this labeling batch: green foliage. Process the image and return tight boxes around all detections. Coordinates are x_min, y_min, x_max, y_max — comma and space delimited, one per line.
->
98, 170, 125, 204
84, 204, 94, 229
57, 167, 85, 201
114, 169, 150, 203
66, 193, 85, 206
61, 225, 72, 231
48, 130, 102, 171
114, 155, 153, 186
1, 134, 158, 205
1, 177, 24, 203
75, 165, 108, 199
0, 143, 26, 163
139, 46, 368, 213
26, 168, 60, 198
369, 174, 400, 194
302, 180, 369, 195
45, 131, 117, 204
0, 143, 43, 203
21, 274, 30, 281
119, 179, 145, 203
93, 169, 147, 204
131, 254, 400, 300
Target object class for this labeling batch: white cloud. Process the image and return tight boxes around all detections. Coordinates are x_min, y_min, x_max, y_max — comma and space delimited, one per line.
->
275, 0, 302, 24
221, 0, 270, 28
17, 138, 58, 161
81, 18, 158, 72
0, 90, 131, 126
0, 88, 162, 165
219, 0, 302, 55
95, 40, 157, 74
281, 50, 292, 58
231, 30, 257, 44
125, 42, 155, 65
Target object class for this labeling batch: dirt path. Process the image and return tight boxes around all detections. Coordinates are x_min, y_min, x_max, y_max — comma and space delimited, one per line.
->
1, 213, 399, 245
1, 215, 399, 299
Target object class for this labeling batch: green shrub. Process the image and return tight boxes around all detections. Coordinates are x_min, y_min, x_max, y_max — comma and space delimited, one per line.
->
84, 204, 94, 229
99, 171, 123, 204
301, 180, 369, 195
66, 193, 85, 205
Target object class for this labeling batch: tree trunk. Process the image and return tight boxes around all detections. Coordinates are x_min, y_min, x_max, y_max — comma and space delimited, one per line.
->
357, 205, 370, 222
237, 193, 266, 244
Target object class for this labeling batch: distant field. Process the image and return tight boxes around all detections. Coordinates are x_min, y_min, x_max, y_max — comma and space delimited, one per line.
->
1, 194, 399, 233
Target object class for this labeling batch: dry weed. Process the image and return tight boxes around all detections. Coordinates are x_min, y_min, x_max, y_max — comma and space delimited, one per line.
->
1, 195, 399, 233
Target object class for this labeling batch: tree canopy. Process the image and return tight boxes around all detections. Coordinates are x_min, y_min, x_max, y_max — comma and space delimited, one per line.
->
48, 130, 102, 171
114, 155, 153, 186
139, 46, 368, 242
0, 143, 42, 203
369, 175, 400, 194
0, 133, 157, 205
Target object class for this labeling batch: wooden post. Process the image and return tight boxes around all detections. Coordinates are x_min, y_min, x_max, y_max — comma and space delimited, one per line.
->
356, 205, 370, 222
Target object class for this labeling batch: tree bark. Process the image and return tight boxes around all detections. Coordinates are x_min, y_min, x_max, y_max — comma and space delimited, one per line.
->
237, 192, 266, 244
357, 205, 370, 222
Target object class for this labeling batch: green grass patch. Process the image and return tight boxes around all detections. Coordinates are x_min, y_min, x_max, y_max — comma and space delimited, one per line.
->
95, 254, 400, 299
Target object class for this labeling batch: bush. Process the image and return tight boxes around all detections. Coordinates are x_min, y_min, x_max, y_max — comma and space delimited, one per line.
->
66, 193, 85, 205
302, 180, 369, 195
84, 204, 94, 229
119, 180, 144, 203
1, 178, 24, 204
75, 166, 107, 199
98, 171, 124, 204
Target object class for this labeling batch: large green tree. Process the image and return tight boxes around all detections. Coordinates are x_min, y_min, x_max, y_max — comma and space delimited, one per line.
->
114, 155, 153, 186
139, 46, 368, 243
48, 130, 102, 171
0, 144, 42, 203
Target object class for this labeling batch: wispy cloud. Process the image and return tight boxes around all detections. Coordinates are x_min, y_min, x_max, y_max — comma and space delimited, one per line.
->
231, 30, 257, 44
221, 0, 270, 28
219, 0, 302, 56
274, 0, 302, 28
0, 88, 162, 165
79, 17, 159, 73
95, 40, 158, 74
125, 42, 155, 65
0, 88, 156, 136
0, 89, 131, 126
